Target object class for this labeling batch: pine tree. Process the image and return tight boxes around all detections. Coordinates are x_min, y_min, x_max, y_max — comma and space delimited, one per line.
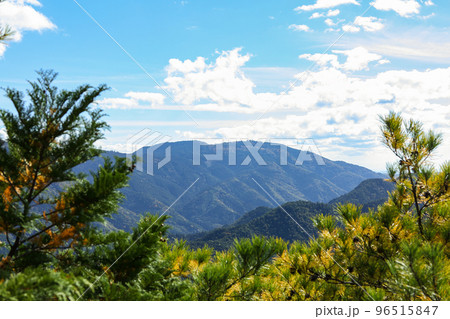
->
264, 112, 449, 301
0, 71, 194, 300
0, 70, 131, 273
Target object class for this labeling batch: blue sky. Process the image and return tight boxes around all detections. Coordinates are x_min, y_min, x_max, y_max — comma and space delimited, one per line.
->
0, 0, 449, 171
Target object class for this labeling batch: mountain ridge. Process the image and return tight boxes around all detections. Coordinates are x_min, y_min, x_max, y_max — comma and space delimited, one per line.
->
183, 178, 393, 250
76, 141, 385, 234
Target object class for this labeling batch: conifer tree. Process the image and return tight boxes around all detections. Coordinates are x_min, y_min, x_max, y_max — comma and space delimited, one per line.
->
0, 71, 193, 301
265, 112, 449, 301
0, 70, 131, 272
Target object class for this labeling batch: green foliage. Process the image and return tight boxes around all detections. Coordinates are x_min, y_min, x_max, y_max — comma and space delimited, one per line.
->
0, 75, 447, 301
186, 180, 393, 251
194, 252, 235, 300
329, 178, 394, 210
0, 267, 90, 301
260, 113, 449, 301
186, 201, 335, 251
75, 141, 383, 235
0, 70, 124, 272
181, 236, 285, 300
380, 111, 447, 235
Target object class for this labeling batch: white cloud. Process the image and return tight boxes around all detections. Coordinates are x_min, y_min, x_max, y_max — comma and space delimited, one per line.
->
300, 47, 386, 71
371, 0, 421, 17
103, 48, 450, 170
423, 0, 434, 6
195, 65, 449, 170
342, 24, 360, 32
327, 9, 340, 16
288, 24, 311, 32
295, 0, 359, 11
343, 16, 384, 33
419, 12, 435, 20
355, 16, 384, 31
107, 46, 450, 122
101, 91, 166, 109
0, 43, 6, 56
163, 48, 258, 109
299, 53, 341, 68
324, 18, 335, 26
103, 48, 449, 127
105, 47, 397, 114
344, 31, 450, 63
309, 9, 340, 19
333, 47, 385, 70
310, 12, 325, 19
0, 0, 55, 56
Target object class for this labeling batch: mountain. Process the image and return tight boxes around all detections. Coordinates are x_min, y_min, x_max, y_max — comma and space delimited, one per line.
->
232, 206, 272, 226
184, 201, 334, 251
328, 178, 394, 211
182, 178, 393, 250
75, 141, 384, 234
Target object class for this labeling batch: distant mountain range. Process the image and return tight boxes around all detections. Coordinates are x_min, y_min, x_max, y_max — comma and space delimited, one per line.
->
75, 141, 385, 234
183, 178, 394, 250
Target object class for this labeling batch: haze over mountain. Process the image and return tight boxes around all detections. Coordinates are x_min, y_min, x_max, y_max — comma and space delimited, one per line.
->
76, 141, 385, 234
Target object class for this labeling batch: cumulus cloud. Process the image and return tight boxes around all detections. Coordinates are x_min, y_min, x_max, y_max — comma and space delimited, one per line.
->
295, 0, 359, 11
103, 47, 407, 115
101, 48, 450, 130
0, 0, 55, 56
342, 24, 360, 32
101, 49, 271, 113
327, 9, 340, 16
288, 24, 311, 32
371, 0, 421, 17
355, 16, 384, 31
300, 47, 387, 71
309, 9, 340, 19
193, 66, 450, 170
324, 19, 335, 26
310, 12, 322, 19
335, 47, 386, 70
342, 16, 384, 33
104, 47, 450, 126
101, 47, 450, 170
299, 53, 341, 68
163, 48, 259, 109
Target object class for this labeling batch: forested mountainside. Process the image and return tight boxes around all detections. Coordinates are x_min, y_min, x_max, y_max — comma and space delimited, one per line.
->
75, 142, 384, 234
183, 178, 392, 250
329, 178, 394, 206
